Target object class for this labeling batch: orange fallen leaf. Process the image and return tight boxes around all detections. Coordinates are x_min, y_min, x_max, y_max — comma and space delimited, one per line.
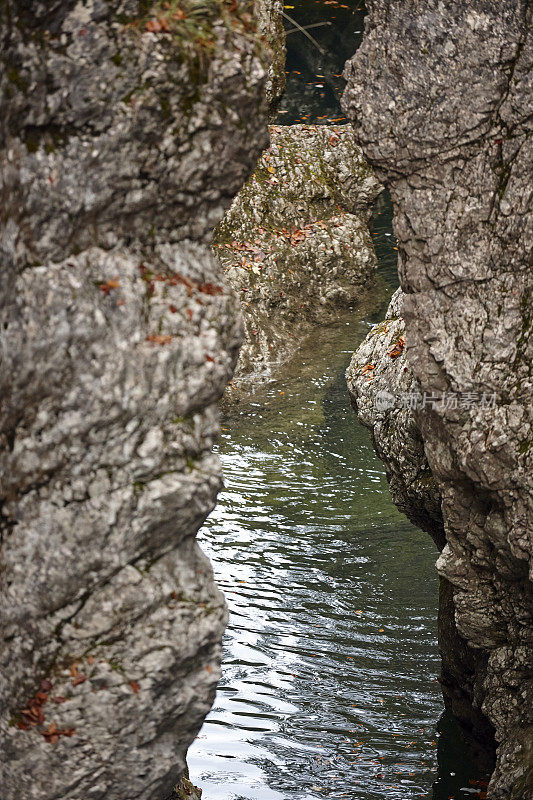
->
130, 681, 140, 694
389, 336, 405, 359
146, 334, 172, 345
98, 278, 120, 295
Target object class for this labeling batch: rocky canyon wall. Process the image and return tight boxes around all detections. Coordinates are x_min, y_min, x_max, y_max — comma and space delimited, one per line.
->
343, 2, 532, 798
0, 2, 269, 798
217, 123, 382, 397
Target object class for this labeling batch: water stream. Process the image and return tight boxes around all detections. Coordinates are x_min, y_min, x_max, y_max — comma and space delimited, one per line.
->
188, 2, 487, 798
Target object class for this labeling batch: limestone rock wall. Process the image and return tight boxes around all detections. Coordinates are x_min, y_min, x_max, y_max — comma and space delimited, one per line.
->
343, 2, 532, 797
346, 288, 445, 548
254, 0, 286, 108
347, 289, 496, 772
216, 123, 382, 397
0, 2, 269, 798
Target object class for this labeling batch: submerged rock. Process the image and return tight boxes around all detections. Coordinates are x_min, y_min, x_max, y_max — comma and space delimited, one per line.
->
0, 1, 269, 798
343, 1, 532, 796
215, 123, 382, 397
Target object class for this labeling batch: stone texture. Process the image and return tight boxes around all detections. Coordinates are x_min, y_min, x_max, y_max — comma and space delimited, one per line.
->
215, 123, 382, 396
347, 289, 496, 770
343, 2, 533, 797
346, 289, 445, 548
0, 1, 269, 798
254, 0, 286, 109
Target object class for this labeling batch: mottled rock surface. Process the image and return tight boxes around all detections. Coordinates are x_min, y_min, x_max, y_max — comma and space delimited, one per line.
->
347, 289, 444, 547
0, 1, 269, 798
343, 2, 532, 797
215, 124, 382, 396
347, 290, 496, 770
254, 0, 286, 108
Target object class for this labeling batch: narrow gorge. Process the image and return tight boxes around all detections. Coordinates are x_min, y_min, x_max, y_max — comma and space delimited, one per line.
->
0, 2, 531, 800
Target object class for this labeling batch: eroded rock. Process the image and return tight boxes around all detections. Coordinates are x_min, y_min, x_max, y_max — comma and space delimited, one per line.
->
215, 123, 382, 395
343, 2, 533, 796
254, 0, 286, 108
0, 2, 269, 798
347, 289, 496, 769
346, 289, 445, 547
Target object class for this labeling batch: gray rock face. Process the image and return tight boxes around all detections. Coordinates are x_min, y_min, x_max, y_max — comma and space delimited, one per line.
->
347, 290, 496, 770
0, 2, 269, 798
343, 2, 532, 797
254, 0, 286, 109
215, 123, 382, 396
346, 289, 445, 548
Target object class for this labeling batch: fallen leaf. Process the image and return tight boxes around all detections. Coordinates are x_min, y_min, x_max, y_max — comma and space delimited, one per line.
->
389, 337, 405, 359
71, 674, 87, 687
98, 278, 120, 295
130, 681, 140, 694
145, 17, 170, 32
198, 282, 223, 295
146, 334, 172, 345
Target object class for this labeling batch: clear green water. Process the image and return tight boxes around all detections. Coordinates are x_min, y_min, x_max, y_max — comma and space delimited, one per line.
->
189, 249, 485, 799
188, 1, 487, 796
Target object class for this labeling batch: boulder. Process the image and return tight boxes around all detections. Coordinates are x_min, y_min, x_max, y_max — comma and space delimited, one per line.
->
215, 123, 382, 396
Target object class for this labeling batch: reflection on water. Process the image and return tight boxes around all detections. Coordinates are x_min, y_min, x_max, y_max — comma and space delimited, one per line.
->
189, 306, 487, 800
189, 309, 441, 799
277, 0, 365, 124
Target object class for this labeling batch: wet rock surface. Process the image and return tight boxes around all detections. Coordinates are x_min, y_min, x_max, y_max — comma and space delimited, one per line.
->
0, 1, 268, 798
215, 123, 382, 397
343, 2, 532, 797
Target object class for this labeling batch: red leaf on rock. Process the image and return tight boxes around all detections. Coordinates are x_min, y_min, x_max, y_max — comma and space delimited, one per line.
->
198, 282, 223, 295
71, 675, 86, 687
130, 681, 140, 694
146, 17, 170, 32
146, 334, 172, 345
98, 278, 120, 295
389, 336, 405, 359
